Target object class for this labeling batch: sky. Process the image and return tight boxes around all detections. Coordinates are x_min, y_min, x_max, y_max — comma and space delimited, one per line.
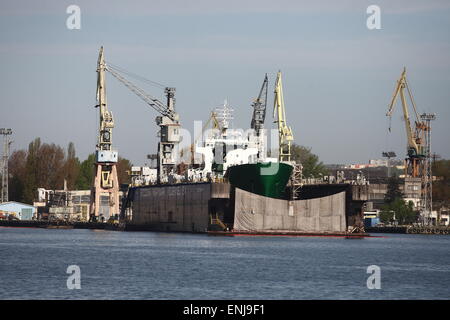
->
1, 0, 449, 166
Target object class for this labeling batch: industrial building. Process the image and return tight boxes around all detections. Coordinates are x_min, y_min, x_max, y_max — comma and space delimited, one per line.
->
0, 201, 36, 220
35, 188, 124, 222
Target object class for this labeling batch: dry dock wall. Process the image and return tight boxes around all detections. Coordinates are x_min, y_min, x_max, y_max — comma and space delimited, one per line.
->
127, 182, 230, 232
126, 182, 353, 233
233, 188, 347, 233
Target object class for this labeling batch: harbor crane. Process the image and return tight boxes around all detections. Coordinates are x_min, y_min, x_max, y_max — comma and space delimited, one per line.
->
386, 67, 427, 178
273, 71, 294, 163
251, 74, 268, 133
273, 71, 301, 199
89, 46, 120, 222
386, 67, 436, 225
104, 59, 181, 184
251, 74, 268, 160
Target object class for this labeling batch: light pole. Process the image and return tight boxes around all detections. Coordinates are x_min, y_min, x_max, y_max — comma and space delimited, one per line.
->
420, 113, 436, 226
1, 128, 13, 203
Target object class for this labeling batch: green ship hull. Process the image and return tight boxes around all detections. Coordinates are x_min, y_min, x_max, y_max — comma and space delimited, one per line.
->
226, 162, 293, 199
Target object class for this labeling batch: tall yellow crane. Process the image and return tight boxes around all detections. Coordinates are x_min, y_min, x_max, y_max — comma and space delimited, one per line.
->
273, 71, 294, 162
386, 67, 426, 178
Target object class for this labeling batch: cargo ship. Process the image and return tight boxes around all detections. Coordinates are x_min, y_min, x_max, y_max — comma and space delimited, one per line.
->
226, 162, 293, 199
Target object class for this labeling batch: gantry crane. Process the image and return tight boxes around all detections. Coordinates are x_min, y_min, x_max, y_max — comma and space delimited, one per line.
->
386, 67, 427, 178
89, 46, 120, 222
104, 61, 181, 184
273, 71, 294, 163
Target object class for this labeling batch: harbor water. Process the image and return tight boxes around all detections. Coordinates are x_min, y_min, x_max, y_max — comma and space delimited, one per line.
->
0, 227, 449, 299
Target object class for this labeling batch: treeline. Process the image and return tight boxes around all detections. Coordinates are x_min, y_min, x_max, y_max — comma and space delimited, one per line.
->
433, 159, 450, 207
7, 138, 132, 204
290, 144, 329, 178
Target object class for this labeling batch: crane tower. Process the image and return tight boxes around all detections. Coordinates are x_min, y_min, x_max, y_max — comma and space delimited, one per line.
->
273, 71, 294, 163
89, 47, 120, 222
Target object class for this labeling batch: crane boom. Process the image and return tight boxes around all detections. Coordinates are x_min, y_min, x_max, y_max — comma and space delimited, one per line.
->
251, 74, 268, 133
96, 47, 115, 151
105, 65, 178, 121
103, 60, 180, 183
386, 68, 422, 158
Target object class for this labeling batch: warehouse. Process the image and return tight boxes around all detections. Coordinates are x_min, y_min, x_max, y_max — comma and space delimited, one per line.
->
0, 201, 36, 220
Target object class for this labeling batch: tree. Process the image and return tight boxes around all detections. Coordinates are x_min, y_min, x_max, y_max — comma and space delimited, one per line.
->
37, 143, 65, 190
380, 198, 418, 225
432, 159, 450, 207
8, 150, 27, 202
64, 142, 80, 190
379, 209, 394, 224
290, 144, 328, 178
15, 138, 67, 203
22, 138, 41, 203
384, 176, 403, 204
75, 153, 95, 190
7, 138, 135, 203
117, 157, 132, 185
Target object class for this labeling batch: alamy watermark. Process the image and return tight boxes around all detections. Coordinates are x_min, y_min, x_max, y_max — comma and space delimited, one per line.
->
66, 5, 81, 30
366, 5, 381, 30
366, 265, 381, 289
66, 265, 81, 289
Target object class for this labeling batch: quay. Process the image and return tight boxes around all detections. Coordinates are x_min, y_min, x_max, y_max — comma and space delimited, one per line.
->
1, 220, 448, 236
365, 225, 450, 235
0, 220, 122, 231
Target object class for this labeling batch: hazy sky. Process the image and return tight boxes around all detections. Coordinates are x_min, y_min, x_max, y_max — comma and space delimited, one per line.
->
1, 0, 449, 166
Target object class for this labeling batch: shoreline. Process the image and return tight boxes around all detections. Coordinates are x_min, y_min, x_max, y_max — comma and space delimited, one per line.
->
1, 220, 448, 236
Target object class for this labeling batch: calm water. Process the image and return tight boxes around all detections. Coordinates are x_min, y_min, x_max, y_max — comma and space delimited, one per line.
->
0, 227, 449, 300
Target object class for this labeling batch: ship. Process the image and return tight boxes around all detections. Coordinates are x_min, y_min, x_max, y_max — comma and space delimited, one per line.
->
224, 72, 294, 200
226, 162, 293, 199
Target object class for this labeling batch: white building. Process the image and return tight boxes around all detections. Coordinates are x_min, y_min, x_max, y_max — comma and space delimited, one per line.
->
0, 201, 36, 220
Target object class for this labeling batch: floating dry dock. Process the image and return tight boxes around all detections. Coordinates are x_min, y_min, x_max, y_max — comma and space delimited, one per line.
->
122, 182, 365, 236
